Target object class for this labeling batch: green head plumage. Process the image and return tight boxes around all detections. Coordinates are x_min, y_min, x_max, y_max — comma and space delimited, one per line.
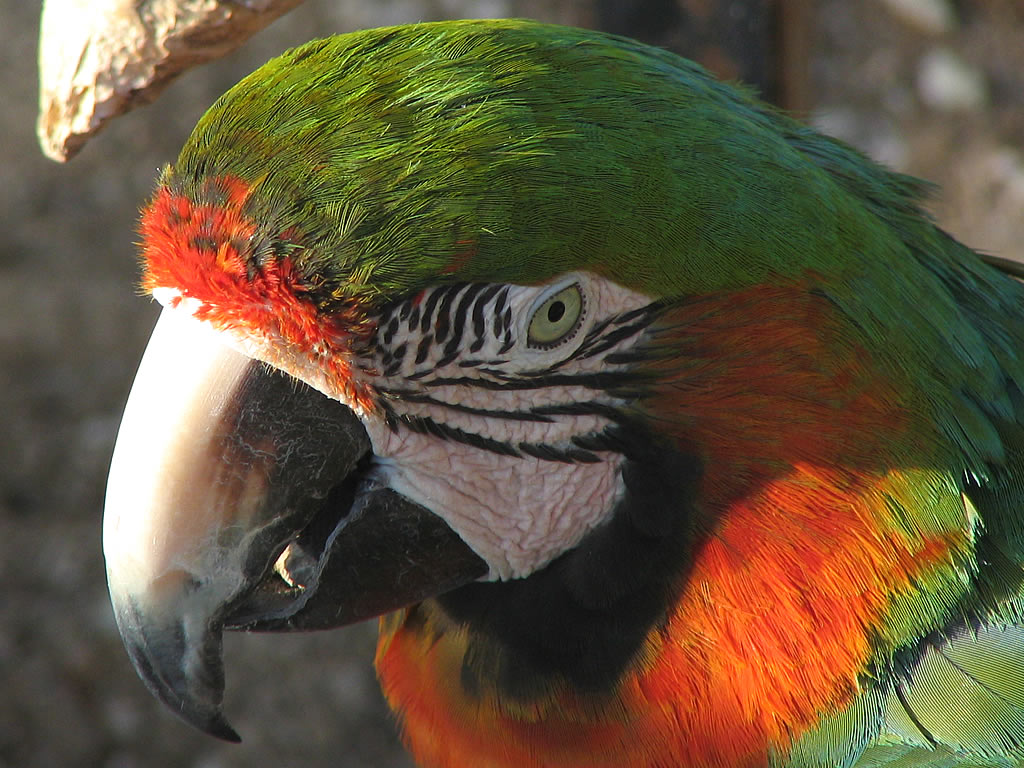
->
144, 17, 1024, 479
156, 18, 927, 311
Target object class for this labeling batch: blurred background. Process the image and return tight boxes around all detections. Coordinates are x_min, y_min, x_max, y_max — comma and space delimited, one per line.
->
2, 1, 1022, 766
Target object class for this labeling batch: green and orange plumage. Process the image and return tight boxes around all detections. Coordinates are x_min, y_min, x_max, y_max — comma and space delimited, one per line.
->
104, 19, 1024, 768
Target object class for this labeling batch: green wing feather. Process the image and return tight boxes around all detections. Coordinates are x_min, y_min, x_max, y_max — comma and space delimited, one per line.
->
880, 625, 1024, 762
785, 250, 1024, 767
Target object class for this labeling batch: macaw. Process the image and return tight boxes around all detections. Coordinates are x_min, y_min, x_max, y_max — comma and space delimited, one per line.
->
102, 18, 1024, 768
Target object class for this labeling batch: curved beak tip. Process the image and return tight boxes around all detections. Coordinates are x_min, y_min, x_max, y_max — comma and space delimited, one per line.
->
112, 593, 241, 742
207, 718, 242, 744
137, 659, 241, 743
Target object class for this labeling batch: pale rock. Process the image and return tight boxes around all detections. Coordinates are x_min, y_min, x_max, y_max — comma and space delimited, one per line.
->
879, 0, 956, 36
917, 48, 987, 112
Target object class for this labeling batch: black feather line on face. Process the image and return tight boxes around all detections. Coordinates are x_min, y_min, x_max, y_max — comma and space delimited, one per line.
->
363, 283, 670, 474
369, 281, 668, 383
377, 282, 618, 373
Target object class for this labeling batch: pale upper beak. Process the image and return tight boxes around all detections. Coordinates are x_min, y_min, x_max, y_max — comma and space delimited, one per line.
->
102, 308, 371, 740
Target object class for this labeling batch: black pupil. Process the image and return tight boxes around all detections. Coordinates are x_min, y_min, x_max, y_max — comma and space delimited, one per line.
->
547, 300, 566, 323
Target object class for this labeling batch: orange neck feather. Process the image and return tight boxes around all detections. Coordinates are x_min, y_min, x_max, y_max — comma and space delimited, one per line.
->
376, 282, 968, 768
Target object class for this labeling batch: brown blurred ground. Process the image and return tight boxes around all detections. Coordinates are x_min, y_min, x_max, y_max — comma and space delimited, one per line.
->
2, 2, 1022, 767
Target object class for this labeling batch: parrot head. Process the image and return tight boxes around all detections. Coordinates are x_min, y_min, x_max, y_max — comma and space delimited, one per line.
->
104, 18, 1024, 768
105, 19, 708, 741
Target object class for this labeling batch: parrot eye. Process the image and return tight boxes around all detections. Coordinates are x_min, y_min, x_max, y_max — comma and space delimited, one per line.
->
527, 283, 585, 348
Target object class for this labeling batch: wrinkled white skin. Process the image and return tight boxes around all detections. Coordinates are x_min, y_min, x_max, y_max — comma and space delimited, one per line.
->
150, 272, 655, 580
368, 422, 623, 580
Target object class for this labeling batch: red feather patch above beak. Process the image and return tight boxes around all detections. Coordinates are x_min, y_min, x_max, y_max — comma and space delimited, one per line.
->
139, 175, 377, 413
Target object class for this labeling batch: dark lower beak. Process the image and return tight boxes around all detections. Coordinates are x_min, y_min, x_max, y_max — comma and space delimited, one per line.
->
103, 308, 485, 741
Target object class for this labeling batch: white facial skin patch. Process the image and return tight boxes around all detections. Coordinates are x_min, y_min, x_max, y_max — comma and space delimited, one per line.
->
153, 272, 660, 581
358, 272, 658, 580
368, 426, 624, 580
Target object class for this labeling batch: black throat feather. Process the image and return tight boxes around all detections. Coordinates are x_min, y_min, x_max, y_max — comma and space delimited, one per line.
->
431, 421, 703, 701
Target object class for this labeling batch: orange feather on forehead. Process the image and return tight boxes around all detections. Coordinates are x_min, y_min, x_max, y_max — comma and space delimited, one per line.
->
139, 176, 378, 413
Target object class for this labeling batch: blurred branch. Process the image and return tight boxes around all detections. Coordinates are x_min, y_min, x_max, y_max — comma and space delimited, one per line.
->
778, 0, 813, 113
37, 0, 306, 162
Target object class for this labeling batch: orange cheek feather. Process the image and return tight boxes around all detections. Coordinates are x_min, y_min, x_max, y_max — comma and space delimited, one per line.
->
376, 284, 967, 768
378, 498, 960, 768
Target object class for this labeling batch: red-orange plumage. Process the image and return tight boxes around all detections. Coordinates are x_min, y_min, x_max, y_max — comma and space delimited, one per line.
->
139, 177, 376, 411
376, 282, 971, 768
